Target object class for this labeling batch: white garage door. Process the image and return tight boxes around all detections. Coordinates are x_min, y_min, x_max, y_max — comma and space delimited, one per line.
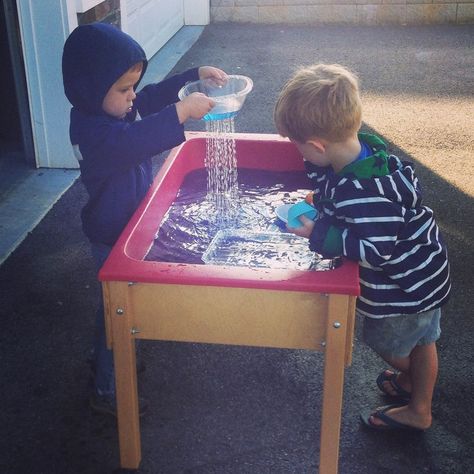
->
123, 0, 184, 59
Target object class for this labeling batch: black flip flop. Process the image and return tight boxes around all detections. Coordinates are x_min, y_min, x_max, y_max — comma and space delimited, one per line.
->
360, 404, 424, 432
376, 369, 411, 401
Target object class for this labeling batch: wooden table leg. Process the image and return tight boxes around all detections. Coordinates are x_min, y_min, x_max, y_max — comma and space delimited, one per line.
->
319, 294, 350, 474
103, 282, 355, 472
107, 282, 141, 470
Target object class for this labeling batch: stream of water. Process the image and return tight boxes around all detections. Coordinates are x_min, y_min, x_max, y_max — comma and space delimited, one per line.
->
204, 117, 239, 228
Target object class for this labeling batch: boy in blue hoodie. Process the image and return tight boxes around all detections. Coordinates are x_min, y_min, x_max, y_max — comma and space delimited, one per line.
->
62, 22, 226, 415
274, 64, 451, 432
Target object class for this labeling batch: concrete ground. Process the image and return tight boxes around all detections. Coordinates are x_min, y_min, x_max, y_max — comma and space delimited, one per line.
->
1, 23, 473, 474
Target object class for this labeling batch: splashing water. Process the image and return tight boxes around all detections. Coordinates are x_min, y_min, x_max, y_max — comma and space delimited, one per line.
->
205, 117, 239, 228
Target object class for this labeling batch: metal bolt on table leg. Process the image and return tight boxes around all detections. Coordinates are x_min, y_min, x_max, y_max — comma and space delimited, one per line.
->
116, 308, 124, 315
333, 322, 341, 328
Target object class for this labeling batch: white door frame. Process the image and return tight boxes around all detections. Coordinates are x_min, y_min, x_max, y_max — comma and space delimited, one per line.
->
16, 0, 78, 168
16, 0, 209, 169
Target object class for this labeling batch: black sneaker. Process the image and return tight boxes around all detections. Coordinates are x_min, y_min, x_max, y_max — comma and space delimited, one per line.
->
89, 392, 148, 417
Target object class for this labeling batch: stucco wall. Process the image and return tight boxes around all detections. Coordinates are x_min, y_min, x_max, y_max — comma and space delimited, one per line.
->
210, 0, 474, 25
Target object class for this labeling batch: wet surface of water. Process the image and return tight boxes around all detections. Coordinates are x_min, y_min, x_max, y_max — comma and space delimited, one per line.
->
145, 168, 336, 271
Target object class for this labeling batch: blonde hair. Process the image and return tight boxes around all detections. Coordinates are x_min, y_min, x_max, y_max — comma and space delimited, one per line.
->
274, 63, 362, 143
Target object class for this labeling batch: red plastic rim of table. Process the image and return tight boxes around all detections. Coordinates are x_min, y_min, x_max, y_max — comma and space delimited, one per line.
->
99, 132, 360, 296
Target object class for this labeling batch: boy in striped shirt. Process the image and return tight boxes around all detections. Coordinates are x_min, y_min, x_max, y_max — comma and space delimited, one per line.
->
274, 63, 450, 431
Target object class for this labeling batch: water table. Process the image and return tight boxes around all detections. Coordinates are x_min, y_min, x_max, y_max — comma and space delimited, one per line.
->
99, 132, 360, 473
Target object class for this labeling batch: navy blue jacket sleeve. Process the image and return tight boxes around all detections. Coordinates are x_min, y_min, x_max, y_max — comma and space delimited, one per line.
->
135, 68, 200, 117
77, 105, 185, 182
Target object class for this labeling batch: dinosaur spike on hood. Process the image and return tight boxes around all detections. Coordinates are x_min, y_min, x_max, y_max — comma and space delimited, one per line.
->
62, 23, 147, 115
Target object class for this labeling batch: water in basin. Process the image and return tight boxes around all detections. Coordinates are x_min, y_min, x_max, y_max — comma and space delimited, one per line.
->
145, 168, 335, 271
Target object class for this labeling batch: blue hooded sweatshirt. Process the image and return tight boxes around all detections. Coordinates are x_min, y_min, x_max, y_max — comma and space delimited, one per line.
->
62, 23, 199, 246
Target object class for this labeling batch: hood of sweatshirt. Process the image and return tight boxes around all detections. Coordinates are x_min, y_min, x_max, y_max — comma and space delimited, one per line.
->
337, 134, 423, 210
62, 22, 147, 115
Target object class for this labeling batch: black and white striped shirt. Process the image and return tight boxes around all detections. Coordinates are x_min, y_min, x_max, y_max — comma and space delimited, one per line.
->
306, 133, 451, 318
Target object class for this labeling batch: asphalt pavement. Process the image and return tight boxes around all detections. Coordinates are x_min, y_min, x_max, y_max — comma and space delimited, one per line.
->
1, 23, 473, 474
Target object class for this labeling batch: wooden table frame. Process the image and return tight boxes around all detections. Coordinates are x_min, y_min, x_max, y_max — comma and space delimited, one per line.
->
99, 133, 360, 473
102, 280, 356, 473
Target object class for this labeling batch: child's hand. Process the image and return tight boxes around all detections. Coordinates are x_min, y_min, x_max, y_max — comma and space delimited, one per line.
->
286, 215, 315, 239
198, 66, 228, 86
176, 92, 215, 123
